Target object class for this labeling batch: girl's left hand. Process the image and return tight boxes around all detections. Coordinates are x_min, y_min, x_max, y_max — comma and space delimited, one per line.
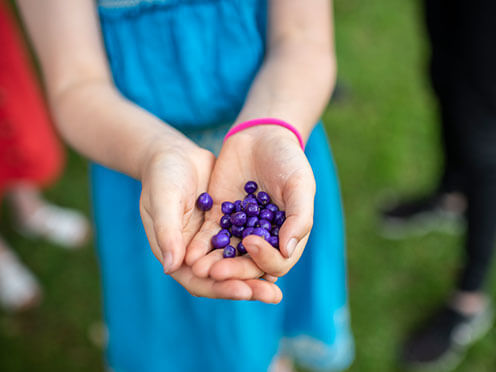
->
186, 125, 316, 284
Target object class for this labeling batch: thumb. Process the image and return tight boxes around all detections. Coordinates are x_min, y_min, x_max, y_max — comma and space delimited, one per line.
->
151, 191, 187, 274
279, 175, 316, 258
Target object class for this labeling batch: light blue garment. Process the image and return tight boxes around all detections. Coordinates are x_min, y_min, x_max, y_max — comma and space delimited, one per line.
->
93, 1, 354, 371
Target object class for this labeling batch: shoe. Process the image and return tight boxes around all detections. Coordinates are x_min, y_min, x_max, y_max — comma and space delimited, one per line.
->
401, 303, 494, 371
379, 192, 466, 239
0, 248, 42, 312
15, 204, 91, 249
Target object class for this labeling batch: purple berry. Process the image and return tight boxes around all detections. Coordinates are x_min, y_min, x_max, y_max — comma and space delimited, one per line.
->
267, 236, 279, 248
244, 181, 258, 194
234, 200, 242, 212
242, 227, 255, 239
271, 226, 280, 236
220, 214, 232, 229
257, 191, 270, 206
245, 203, 260, 217
259, 209, 274, 222
230, 211, 247, 227
196, 192, 213, 211
223, 245, 236, 258
246, 216, 258, 228
259, 219, 271, 231
221, 201, 235, 215
219, 228, 231, 237
274, 211, 286, 226
231, 224, 245, 238
244, 194, 256, 201
211, 233, 230, 249
266, 203, 279, 213
237, 241, 247, 255
242, 198, 257, 211
253, 227, 270, 240
262, 229, 271, 240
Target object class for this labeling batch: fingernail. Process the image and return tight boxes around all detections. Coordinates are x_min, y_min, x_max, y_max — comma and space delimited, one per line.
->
286, 238, 297, 257
163, 251, 173, 274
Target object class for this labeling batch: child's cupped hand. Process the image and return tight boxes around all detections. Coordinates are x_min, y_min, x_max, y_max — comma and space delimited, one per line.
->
139, 140, 282, 303
186, 125, 316, 293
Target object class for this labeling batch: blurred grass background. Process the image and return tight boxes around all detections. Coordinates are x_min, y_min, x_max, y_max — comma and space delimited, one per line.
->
1, 0, 495, 371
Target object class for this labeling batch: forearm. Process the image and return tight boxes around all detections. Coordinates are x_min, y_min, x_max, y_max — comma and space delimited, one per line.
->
52, 80, 195, 180
236, 44, 336, 142
16, 0, 194, 180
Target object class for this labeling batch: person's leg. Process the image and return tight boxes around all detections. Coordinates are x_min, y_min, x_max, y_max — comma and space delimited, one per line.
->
402, 0, 496, 368
0, 235, 41, 311
6, 183, 90, 249
379, 0, 467, 239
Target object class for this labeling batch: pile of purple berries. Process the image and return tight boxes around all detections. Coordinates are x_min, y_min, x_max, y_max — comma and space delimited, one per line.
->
196, 181, 286, 259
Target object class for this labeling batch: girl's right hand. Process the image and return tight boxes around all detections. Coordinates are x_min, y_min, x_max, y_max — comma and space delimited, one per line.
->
139, 140, 282, 303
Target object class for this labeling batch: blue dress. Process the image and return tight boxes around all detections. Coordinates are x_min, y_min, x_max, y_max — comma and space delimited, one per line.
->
93, 1, 354, 371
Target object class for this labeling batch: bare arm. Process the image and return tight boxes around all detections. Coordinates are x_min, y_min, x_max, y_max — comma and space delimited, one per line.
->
16, 0, 194, 180
187, 0, 335, 280
235, 0, 336, 142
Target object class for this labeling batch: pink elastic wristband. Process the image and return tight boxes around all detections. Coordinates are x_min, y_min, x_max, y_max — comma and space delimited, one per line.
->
223, 118, 305, 150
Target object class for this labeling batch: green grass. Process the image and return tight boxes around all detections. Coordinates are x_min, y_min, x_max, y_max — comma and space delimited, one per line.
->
1, 0, 496, 371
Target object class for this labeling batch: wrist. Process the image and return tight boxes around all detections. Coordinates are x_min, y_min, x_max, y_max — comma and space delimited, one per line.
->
224, 118, 305, 150
138, 135, 199, 181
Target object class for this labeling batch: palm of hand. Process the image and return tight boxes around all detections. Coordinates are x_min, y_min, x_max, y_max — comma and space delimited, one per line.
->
186, 128, 316, 286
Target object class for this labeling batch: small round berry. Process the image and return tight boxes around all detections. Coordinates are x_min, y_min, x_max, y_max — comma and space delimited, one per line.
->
244, 194, 256, 201
234, 200, 243, 212
223, 245, 236, 258
267, 236, 279, 248
196, 192, 213, 211
259, 219, 271, 231
274, 211, 286, 226
262, 229, 271, 240
244, 181, 258, 194
257, 191, 270, 206
220, 215, 232, 229
237, 241, 247, 255
242, 227, 255, 239
219, 228, 231, 237
211, 233, 229, 249
231, 224, 245, 238
245, 203, 260, 217
246, 216, 259, 228
259, 209, 274, 222
221, 201, 235, 215
242, 198, 257, 211
266, 203, 279, 213
252, 227, 269, 240
271, 226, 280, 236
230, 211, 247, 227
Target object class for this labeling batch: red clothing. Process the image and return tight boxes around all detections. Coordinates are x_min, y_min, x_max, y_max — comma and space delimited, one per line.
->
0, 1, 63, 198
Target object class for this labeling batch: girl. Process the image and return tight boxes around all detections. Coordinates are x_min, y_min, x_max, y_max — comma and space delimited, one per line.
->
18, 0, 353, 370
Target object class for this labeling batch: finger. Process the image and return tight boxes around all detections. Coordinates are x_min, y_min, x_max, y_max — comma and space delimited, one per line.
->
185, 212, 224, 266
262, 274, 278, 283
243, 235, 295, 277
191, 249, 224, 278
209, 255, 264, 281
245, 279, 283, 304
279, 174, 316, 258
140, 208, 165, 263
172, 266, 253, 300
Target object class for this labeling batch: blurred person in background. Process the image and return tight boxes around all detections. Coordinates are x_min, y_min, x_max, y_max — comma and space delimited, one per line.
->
17, 0, 354, 371
0, 1, 90, 312
380, 0, 496, 369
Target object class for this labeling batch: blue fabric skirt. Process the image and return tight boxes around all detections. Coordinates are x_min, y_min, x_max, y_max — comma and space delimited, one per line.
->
92, 1, 354, 371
